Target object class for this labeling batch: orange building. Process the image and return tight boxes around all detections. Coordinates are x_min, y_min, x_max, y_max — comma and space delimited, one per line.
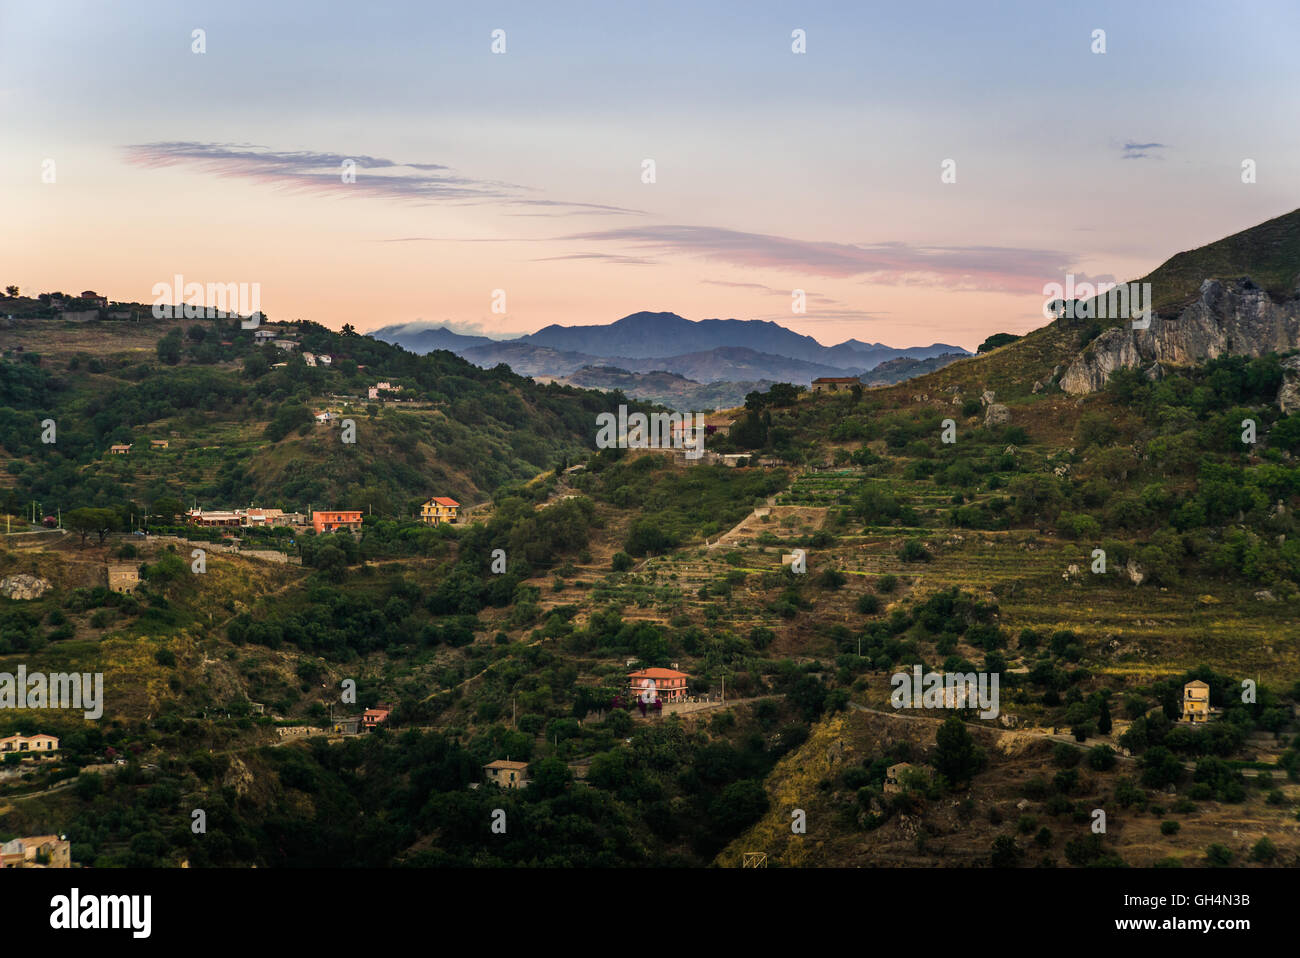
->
312, 510, 363, 534
627, 667, 690, 703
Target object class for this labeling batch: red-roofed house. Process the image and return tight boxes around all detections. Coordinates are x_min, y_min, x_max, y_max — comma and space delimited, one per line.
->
362, 707, 391, 730
627, 667, 690, 703
419, 497, 460, 525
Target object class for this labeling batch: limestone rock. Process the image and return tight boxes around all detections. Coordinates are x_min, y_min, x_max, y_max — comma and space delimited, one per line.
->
223, 756, 255, 796
0, 574, 52, 600
1125, 558, 1145, 586
981, 390, 996, 405
984, 403, 1010, 426
1061, 278, 1300, 396
1278, 355, 1300, 413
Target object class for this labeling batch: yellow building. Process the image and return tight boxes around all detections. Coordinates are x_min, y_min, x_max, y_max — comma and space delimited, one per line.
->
419, 497, 460, 525
1182, 680, 1210, 723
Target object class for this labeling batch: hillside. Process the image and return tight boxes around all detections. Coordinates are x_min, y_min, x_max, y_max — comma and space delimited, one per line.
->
0, 309, 638, 515
930, 207, 1300, 401
4, 208, 1300, 871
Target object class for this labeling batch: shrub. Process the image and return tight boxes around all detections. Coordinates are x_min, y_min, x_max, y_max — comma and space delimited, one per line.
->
1205, 843, 1233, 867
856, 594, 881, 615
1052, 743, 1081, 768
1087, 745, 1117, 771
1250, 837, 1276, 863
899, 540, 932, 563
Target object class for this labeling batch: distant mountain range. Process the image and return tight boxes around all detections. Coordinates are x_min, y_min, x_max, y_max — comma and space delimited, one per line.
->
370, 312, 969, 402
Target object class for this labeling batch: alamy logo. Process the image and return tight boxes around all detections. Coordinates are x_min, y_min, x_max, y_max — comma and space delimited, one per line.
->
0, 666, 103, 719
49, 889, 150, 938
151, 274, 261, 326
595, 405, 705, 460
1042, 273, 1151, 329
890, 666, 999, 720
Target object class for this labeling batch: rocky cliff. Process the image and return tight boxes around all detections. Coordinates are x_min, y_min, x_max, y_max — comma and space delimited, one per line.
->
1060, 278, 1300, 396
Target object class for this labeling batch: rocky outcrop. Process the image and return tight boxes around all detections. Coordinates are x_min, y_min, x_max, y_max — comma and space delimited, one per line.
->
1061, 278, 1300, 395
0, 574, 52, 600
1278, 355, 1300, 413
984, 403, 1010, 426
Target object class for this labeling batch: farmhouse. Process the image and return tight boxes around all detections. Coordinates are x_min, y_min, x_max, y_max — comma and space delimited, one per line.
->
253, 329, 276, 344
0, 835, 70, 868
484, 759, 529, 789
106, 563, 138, 592
185, 509, 243, 528
419, 497, 460, 525
0, 733, 59, 753
149, 439, 169, 449
108, 444, 131, 455
362, 706, 391, 730
242, 508, 285, 527
883, 762, 913, 794
810, 376, 861, 393
627, 667, 690, 704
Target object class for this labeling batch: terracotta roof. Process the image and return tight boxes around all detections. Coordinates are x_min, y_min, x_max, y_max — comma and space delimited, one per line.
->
430, 497, 460, 507
1185, 680, 1210, 688
485, 760, 528, 770
627, 668, 689, 680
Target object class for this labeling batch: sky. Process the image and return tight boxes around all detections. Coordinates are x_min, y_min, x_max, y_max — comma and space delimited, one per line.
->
2, 0, 1298, 351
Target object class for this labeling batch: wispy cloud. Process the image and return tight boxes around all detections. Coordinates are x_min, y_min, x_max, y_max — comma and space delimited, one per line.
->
564, 225, 1072, 293
532, 252, 656, 266
701, 279, 845, 307
1120, 140, 1168, 160
123, 141, 641, 215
